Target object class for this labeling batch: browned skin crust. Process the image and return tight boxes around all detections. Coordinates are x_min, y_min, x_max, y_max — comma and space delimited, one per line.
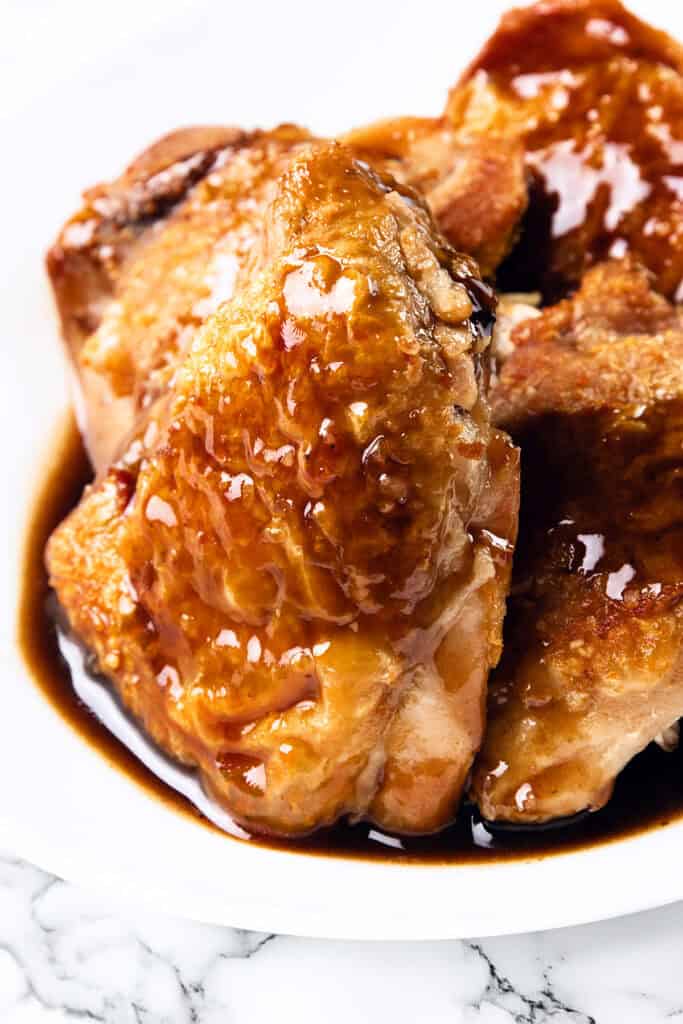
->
47, 125, 256, 351
46, 125, 313, 469
448, 0, 683, 301
471, 260, 683, 824
47, 145, 518, 837
342, 117, 527, 278
46, 117, 528, 470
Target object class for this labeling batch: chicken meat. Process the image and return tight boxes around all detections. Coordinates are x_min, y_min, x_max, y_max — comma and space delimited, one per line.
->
471, 260, 683, 824
47, 143, 518, 837
448, 0, 683, 301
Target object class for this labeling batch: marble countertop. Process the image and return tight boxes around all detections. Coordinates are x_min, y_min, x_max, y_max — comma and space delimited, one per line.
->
1, 851, 681, 1023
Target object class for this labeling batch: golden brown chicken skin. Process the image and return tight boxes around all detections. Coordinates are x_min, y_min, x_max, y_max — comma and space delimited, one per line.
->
47, 114, 528, 470
471, 260, 683, 824
47, 125, 314, 469
47, 144, 518, 837
449, 0, 683, 301
342, 117, 527, 278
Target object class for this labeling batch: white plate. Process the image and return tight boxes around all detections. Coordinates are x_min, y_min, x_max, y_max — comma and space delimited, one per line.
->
2, 0, 683, 941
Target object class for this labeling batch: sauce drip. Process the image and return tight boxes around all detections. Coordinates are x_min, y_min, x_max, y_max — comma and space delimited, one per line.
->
19, 417, 683, 863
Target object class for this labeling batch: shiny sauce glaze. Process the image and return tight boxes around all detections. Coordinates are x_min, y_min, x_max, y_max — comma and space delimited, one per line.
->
19, 416, 683, 862
452, 2, 683, 301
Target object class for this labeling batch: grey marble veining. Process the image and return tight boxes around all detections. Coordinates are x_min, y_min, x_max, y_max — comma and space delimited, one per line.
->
1, 851, 682, 1023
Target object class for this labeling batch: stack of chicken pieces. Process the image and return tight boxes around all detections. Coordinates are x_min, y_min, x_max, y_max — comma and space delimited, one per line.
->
46, 0, 683, 838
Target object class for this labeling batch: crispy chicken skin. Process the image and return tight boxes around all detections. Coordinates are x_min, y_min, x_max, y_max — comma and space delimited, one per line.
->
448, 0, 683, 301
342, 117, 527, 278
47, 145, 518, 836
471, 260, 683, 824
47, 117, 528, 470
47, 125, 313, 469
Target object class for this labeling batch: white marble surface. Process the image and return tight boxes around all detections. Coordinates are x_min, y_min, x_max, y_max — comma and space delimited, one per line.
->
1, 851, 682, 1023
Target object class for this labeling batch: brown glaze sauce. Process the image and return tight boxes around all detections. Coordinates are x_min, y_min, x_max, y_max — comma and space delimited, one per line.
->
19, 415, 683, 863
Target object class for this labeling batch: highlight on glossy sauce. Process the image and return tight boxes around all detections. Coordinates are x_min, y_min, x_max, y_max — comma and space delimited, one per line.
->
450, 0, 683, 301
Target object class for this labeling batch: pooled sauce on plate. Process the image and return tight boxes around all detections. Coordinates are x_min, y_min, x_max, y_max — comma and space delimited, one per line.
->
19, 416, 683, 862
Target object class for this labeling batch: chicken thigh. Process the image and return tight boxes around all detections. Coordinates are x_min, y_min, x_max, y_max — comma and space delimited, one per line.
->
47, 144, 518, 836
448, 0, 683, 301
471, 260, 683, 824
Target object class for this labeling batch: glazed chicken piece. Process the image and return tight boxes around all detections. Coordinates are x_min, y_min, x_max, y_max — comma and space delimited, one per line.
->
471, 260, 683, 824
47, 144, 518, 837
47, 117, 527, 470
448, 0, 683, 301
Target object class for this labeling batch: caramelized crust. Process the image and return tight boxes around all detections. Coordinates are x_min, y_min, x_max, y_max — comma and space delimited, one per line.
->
47, 145, 518, 836
448, 0, 683, 301
47, 125, 313, 468
471, 261, 683, 823
47, 126, 254, 347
